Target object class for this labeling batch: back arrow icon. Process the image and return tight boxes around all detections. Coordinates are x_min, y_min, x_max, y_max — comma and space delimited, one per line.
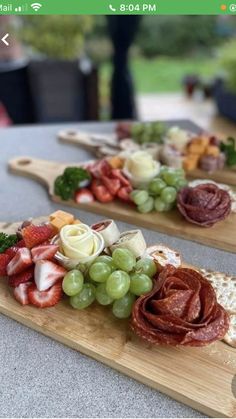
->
1, 33, 9, 46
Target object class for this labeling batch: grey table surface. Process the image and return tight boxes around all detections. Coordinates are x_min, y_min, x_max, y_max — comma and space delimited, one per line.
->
0, 121, 234, 418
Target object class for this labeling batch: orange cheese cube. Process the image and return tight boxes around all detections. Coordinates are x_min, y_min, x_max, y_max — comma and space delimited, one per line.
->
205, 145, 220, 157
49, 210, 75, 224
50, 217, 69, 232
183, 154, 200, 171
108, 156, 124, 169
73, 219, 82, 225
188, 137, 209, 155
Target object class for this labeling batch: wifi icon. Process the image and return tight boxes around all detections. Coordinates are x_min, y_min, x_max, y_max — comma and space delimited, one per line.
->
31, 3, 42, 11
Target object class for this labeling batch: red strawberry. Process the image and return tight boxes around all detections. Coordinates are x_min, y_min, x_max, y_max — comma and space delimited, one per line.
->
5, 239, 26, 260
117, 186, 133, 203
13, 282, 32, 305
0, 253, 11, 276
75, 188, 94, 204
89, 159, 111, 179
101, 176, 121, 196
28, 282, 62, 308
111, 169, 131, 187
31, 244, 59, 263
8, 267, 34, 288
35, 260, 66, 291
91, 179, 114, 203
22, 224, 55, 249
7, 248, 33, 276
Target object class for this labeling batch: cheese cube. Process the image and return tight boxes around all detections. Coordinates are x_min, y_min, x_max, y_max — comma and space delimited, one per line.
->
49, 210, 75, 224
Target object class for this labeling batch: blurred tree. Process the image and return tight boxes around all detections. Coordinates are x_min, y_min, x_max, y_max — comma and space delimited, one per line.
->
219, 39, 236, 92
20, 16, 93, 59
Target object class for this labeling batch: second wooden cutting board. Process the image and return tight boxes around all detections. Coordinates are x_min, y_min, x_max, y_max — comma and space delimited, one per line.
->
8, 156, 236, 253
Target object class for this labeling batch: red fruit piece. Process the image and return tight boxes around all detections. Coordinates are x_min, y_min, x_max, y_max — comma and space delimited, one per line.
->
7, 248, 33, 276
0, 253, 11, 276
117, 186, 133, 203
101, 176, 121, 196
91, 179, 114, 203
5, 239, 26, 260
111, 169, 131, 187
22, 224, 55, 249
8, 267, 34, 288
31, 244, 59, 263
75, 188, 94, 204
35, 260, 66, 291
28, 282, 62, 308
89, 159, 111, 179
13, 282, 32, 305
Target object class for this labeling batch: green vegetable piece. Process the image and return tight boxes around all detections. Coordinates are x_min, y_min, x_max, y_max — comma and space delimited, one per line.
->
0, 233, 18, 254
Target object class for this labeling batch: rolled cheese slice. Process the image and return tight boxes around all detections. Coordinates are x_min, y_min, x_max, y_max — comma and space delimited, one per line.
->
123, 151, 160, 188
143, 245, 182, 272
110, 230, 146, 258
91, 220, 120, 247
55, 224, 104, 268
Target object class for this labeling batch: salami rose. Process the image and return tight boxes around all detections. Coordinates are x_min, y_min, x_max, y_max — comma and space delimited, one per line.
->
131, 266, 229, 347
177, 183, 231, 227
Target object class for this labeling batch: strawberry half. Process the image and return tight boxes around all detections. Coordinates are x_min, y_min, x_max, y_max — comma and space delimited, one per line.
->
5, 239, 26, 260
28, 282, 62, 308
75, 188, 94, 204
13, 282, 32, 305
34, 260, 66, 291
7, 248, 33, 276
111, 169, 131, 187
31, 244, 59, 263
0, 253, 11, 276
91, 179, 114, 203
22, 224, 55, 249
8, 267, 34, 288
101, 176, 121, 196
117, 186, 133, 203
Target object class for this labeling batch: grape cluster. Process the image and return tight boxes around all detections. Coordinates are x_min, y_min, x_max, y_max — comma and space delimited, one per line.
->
62, 248, 157, 319
131, 122, 166, 145
130, 166, 188, 213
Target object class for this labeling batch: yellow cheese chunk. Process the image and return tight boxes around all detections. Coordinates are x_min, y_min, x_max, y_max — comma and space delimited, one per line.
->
49, 210, 75, 225
183, 154, 199, 171
205, 145, 220, 157
73, 219, 82, 225
50, 217, 69, 232
188, 136, 209, 155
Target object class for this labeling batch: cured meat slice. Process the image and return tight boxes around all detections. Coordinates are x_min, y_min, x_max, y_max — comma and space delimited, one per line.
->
177, 183, 231, 227
131, 266, 229, 347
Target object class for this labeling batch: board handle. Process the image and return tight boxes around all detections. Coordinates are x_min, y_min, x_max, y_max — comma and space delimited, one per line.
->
8, 157, 64, 195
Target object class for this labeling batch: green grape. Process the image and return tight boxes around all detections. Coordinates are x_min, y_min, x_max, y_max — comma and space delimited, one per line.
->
130, 190, 149, 206
164, 202, 175, 211
112, 248, 136, 272
161, 186, 177, 204
135, 258, 157, 277
175, 168, 185, 177
62, 270, 84, 297
159, 165, 169, 176
112, 292, 136, 319
70, 283, 95, 309
175, 178, 188, 191
132, 122, 143, 138
89, 262, 112, 283
94, 255, 116, 272
106, 271, 130, 299
138, 197, 154, 213
130, 273, 153, 296
95, 283, 114, 306
148, 178, 166, 195
162, 170, 178, 186
154, 197, 166, 212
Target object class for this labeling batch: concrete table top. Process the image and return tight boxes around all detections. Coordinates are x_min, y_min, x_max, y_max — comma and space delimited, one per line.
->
0, 121, 234, 418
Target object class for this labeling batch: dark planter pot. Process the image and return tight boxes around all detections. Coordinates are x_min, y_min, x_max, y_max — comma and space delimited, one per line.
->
214, 80, 236, 123
27, 59, 99, 123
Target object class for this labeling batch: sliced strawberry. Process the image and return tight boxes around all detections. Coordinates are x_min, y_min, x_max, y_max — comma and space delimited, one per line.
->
0, 253, 11, 276
35, 260, 66, 291
7, 248, 33, 276
89, 159, 111, 179
117, 186, 133, 203
28, 282, 62, 308
111, 169, 131, 187
31, 244, 59, 263
101, 176, 121, 196
8, 267, 34, 288
22, 224, 55, 249
75, 188, 94, 204
5, 239, 26, 260
13, 282, 32, 305
91, 179, 114, 203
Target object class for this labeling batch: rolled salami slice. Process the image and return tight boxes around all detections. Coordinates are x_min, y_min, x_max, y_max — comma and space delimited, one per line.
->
110, 230, 146, 258
143, 245, 182, 272
91, 220, 120, 247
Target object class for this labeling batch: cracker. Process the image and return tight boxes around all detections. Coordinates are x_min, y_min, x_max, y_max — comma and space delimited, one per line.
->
223, 315, 236, 348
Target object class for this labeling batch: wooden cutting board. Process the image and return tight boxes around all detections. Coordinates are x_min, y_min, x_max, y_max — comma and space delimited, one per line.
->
0, 217, 236, 418
58, 128, 236, 187
8, 156, 236, 253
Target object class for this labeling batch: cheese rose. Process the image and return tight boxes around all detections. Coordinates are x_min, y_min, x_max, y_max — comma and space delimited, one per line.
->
123, 151, 160, 188
53, 224, 104, 269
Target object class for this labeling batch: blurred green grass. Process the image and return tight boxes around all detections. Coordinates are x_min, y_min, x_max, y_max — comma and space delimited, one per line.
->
100, 56, 217, 95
